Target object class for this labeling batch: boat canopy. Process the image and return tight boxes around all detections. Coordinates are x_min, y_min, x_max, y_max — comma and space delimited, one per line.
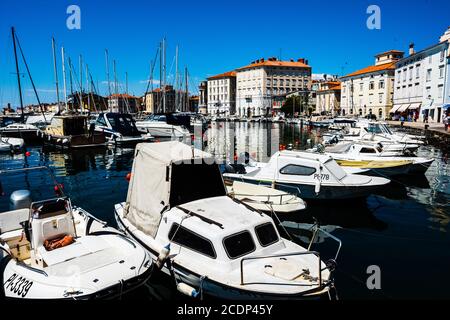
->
124, 141, 224, 237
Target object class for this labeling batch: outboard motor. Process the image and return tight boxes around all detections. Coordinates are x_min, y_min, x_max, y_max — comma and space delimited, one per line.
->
9, 190, 32, 211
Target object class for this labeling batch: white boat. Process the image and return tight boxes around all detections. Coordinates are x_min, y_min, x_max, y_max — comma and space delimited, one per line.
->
0, 167, 153, 300
0, 137, 24, 152
115, 141, 340, 299
226, 181, 306, 213
341, 120, 424, 147
94, 113, 153, 146
321, 142, 434, 174
135, 114, 190, 142
0, 123, 40, 142
223, 150, 390, 200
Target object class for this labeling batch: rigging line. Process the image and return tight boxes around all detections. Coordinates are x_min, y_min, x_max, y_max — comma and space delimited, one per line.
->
13, 32, 47, 123
144, 47, 160, 95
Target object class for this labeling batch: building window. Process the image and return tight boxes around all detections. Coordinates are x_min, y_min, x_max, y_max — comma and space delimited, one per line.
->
379, 93, 383, 103
369, 82, 375, 90
379, 81, 385, 89
440, 50, 445, 62
378, 108, 383, 119
426, 69, 432, 82
426, 87, 431, 98
438, 85, 443, 98
416, 65, 420, 78
409, 67, 413, 80
360, 83, 363, 91
439, 66, 444, 78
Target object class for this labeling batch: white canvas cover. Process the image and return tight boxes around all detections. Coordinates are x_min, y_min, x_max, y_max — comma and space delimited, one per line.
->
124, 141, 215, 237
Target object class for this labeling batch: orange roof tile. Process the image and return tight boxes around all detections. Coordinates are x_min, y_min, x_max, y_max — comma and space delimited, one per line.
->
207, 71, 236, 80
341, 62, 396, 78
237, 59, 310, 71
109, 93, 139, 99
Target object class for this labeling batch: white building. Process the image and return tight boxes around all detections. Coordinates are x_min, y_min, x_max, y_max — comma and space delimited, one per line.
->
340, 50, 404, 120
207, 71, 236, 116
236, 57, 312, 118
315, 81, 341, 116
392, 27, 450, 123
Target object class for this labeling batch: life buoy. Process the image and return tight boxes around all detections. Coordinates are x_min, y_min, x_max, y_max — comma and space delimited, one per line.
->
44, 235, 74, 251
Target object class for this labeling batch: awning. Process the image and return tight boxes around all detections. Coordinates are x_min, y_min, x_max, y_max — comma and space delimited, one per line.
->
390, 104, 403, 113
398, 104, 410, 112
408, 103, 421, 110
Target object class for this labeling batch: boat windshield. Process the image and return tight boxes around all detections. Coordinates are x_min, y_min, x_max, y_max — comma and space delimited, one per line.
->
169, 162, 227, 207
380, 124, 393, 135
323, 158, 347, 180
367, 123, 383, 134
107, 114, 139, 135
145, 114, 167, 122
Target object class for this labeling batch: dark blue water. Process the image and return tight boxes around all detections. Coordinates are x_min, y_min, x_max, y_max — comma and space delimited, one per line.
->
1, 122, 449, 299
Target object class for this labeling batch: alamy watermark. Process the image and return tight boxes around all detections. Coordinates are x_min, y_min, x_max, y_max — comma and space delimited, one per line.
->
366, 265, 381, 290
366, 5, 381, 30
66, 5, 81, 30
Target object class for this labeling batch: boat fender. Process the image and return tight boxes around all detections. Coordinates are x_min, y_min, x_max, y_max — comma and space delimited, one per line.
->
155, 244, 170, 269
62, 139, 69, 144
176, 282, 199, 298
57, 139, 62, 143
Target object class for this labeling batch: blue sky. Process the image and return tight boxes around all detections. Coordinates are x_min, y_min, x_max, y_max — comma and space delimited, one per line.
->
0, 0, 449, 107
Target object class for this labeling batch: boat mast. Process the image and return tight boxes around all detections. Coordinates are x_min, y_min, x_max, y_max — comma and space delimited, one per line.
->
113, 60, 118, 95
79, 54, 83, 113
61, 47, 68, 111
162, 37, 166, 113
68, 57, 74, 111
105, 49, 112, 111
185, 67, 188, 112
11, 27, 24, 121
175, 45, 178, 111
51, 37, 61, 114
86, 64, 91, 112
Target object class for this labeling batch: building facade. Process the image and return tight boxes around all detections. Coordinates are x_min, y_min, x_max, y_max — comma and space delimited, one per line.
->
315, 81, 341, 115
198, 81, 208, 115
236, 58, 312, 118
207, 71, 236, 116
340, 50, 404, 119
108, 94, 140, 113
143, 85, 176, 114
392, 27, 450, 123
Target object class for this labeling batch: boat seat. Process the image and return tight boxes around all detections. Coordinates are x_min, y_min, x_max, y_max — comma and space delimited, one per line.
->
39, 235, 111, 267
0, 208, 29, 234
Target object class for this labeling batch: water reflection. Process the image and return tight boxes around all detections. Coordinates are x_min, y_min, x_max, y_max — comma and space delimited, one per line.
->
0, 123, 449, 299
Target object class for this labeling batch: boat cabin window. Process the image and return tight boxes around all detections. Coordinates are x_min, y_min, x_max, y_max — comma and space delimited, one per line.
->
223, 231, 256, 259
280, 165, 316, 176
255, 223, 279, 247
106, 114, 139, 135
360, 147, 377, 154
168, 223, 216, 258
62, 118, 87, 136
169, 162, 226, 207
367, 124, 383, 134
96, 115, 107, 126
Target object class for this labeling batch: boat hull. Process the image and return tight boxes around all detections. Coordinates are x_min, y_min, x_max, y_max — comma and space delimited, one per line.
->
223, 176, 383, 200
114, 212, 330, 300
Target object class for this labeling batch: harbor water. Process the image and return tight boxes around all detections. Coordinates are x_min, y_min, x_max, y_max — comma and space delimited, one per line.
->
0, 122, 449, 300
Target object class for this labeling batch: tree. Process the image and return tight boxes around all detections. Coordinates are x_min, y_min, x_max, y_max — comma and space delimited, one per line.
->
281, 94, 309, 117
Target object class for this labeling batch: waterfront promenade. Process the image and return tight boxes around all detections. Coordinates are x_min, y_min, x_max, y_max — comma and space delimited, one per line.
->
387, 120, 449, 136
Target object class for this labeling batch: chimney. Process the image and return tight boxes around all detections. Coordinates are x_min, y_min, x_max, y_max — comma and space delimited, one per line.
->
298, 58, 305, 63
305, 59, 309, 65
261, 58, 265, 62
409, 43, 415, 56
440, 26, 450, 43
290, 58, 294, 62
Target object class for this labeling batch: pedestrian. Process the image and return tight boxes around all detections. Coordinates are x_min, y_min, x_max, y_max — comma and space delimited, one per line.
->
400, 115, 405, 127
444, 114, 449, 131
